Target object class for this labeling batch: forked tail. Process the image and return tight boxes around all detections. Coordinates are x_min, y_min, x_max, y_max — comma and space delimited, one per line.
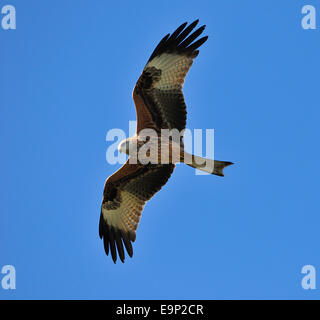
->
183, 152, 233, 176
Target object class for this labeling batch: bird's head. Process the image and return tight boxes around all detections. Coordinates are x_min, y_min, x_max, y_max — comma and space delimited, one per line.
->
118, 139, 130, 155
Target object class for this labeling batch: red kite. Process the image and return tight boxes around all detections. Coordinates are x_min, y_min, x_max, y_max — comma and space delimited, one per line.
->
100, 20, 233, 263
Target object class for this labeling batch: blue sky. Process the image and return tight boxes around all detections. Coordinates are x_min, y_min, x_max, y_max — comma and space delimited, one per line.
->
1, 0, 320, 299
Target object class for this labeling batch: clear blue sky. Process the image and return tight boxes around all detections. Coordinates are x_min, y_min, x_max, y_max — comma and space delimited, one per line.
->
1, 0, 320, 299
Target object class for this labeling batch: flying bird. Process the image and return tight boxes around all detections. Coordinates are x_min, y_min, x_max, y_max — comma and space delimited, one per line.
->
99, 20, 233, 263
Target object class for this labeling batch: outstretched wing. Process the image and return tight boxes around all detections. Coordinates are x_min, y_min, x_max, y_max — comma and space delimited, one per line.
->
133, 20, 208, 133
99, 161, 175, 263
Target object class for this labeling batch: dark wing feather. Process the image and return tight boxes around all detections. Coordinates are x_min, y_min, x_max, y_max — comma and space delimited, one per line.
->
100, 161, 175, 263
133, 20, 208, 132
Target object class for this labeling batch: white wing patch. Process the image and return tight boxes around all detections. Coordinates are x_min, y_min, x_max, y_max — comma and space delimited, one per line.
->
101, 190, 145, 233
145, 53, 193, 90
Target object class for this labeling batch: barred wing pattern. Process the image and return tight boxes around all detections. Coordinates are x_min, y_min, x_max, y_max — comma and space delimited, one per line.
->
100, 161, 175, 263
133, 19, 208, 133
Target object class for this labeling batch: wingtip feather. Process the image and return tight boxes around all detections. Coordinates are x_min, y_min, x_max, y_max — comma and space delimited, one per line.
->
147, 20, 208, 62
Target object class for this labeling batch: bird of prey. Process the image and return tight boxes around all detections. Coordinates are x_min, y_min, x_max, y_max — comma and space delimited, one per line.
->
99, 20, 233, 263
